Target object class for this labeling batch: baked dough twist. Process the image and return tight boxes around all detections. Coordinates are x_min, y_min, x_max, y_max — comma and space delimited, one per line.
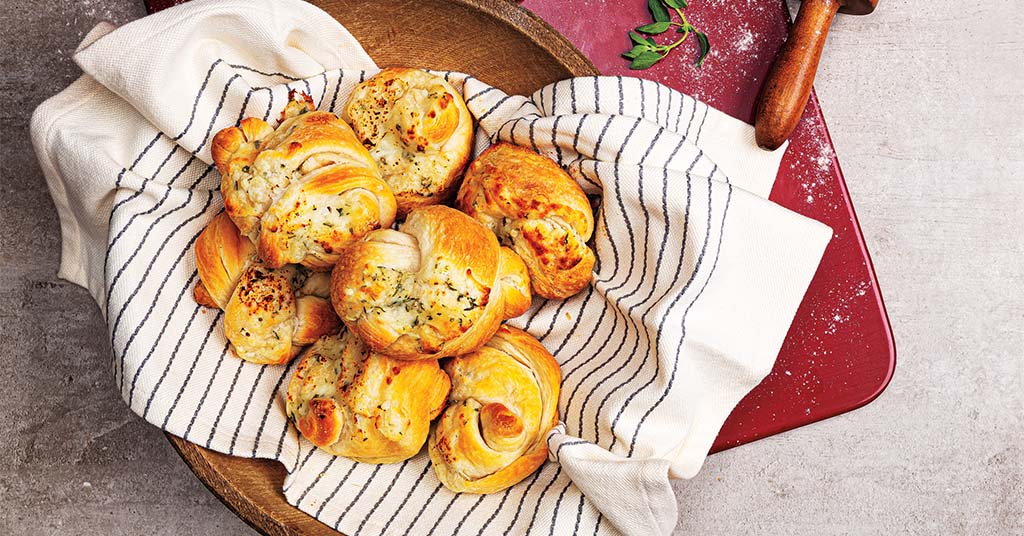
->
194, 213, 341, 364
286, 330, 451, 463
213, 93, 396, 271
330, 205, 531, 361
428, 326, 561, 493
457, 143, 596, 299
343, 68, 474, 217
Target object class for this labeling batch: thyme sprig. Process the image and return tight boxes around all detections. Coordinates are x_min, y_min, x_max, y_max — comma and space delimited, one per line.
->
622, 0, 711, 70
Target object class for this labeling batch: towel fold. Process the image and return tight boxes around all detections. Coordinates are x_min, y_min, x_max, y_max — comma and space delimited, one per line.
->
30, 1, 831, 534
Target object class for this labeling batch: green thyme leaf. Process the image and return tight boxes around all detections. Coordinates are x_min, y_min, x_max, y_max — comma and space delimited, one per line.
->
694, 30, 711, 66
664, 0, 687, 8
629, 31, 648, 46
630, 51, 664, 70
647, 0, 671, 22
622, 45, 649, 59
636, 21, 671, 34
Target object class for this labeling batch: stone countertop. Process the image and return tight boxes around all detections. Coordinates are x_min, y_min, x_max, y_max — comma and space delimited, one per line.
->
2, 0, 1020, 534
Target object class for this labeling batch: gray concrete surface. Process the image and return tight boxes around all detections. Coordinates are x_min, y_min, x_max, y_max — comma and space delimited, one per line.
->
2, 0, 1021, 534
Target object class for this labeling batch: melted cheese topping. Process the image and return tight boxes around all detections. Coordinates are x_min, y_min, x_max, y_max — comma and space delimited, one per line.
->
344, 68, 473, 212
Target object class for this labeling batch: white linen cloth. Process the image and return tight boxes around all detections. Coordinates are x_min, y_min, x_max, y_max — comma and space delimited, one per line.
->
30, 1, 832, 534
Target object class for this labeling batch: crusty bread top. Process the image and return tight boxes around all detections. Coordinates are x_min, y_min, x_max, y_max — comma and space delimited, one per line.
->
212, 95, 395, 270
330, 205, 531, 360
343, 68, 474, 217
429, 325, 561, 494
457, 143, 595, 299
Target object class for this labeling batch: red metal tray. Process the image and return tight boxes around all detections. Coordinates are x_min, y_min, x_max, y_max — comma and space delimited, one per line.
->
519, 0, 895, 451
145, 0, 895, 454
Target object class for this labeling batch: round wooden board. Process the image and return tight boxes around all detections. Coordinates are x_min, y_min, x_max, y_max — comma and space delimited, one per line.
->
167, 1, 596, 534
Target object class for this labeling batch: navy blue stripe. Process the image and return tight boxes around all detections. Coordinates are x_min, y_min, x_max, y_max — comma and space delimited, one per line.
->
601, 140, 694, 450
164, 338, 228, 429
521, 467, 563, 534
521, 298, 550, 332
572, 495, 586, 536
282, 448, 319, 493
402, 482, 444, 534
328, 69, 344, 113
141, 307, 219, 420
695, 103, 709, 141
193, 74, 242, 153
550, 284, 596, 360
616, 76, 624, 115
544, 480, 574, 536
108, 162, 210, 337
262, 87, 275, 122
317, 71, 328, 107
379, 462, 432, 534
628, 173, 731, 456
332, 463, 382, 529
452, 495, 486, 536
228, 363, 268, 454
352, 459, 410, 535
296, 457, 338, 507
477, 94, 513, 122
112, 193, 216, 387
315, 461, 361, 519
251, 360, 294, 457
534, 297, 569, 344
683, 95, 699, 138
423, 493, 460, 536
476, 485, 513, 536
125, 270, 199, 406
205, 358, 246, 448
499, 467, 545, 536
181, 341, 231, 440
227, 63, 300, 81
172, 59, 223, 140
465, 85, 496, 104
105, 150, 195, 315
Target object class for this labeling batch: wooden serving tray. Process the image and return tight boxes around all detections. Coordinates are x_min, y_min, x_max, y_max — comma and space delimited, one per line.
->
144, 0, 896, 533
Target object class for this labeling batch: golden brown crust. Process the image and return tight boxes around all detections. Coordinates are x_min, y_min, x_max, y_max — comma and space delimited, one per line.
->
498, 246, 531, 319
457, 143, 596, 299
192, 281, 218, 309
193, 214, 341, 364
286, 331, 451, 464
223, 264, 299, 365
428, 326, 561, 493
343, 68, 474, 217
215, 95, 395, 270
257, 164, 397, 270
329, 206, 531, 360
193, 212, 257, 309
292, 296, 342, 346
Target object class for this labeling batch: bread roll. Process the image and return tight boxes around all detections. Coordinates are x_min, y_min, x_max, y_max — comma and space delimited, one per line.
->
286, 330, 450, 463
213, 92, 397, 270
428, 326, 561, 493
343, 68, 474, 217
193, 213, 341, 364
330, 205, 531, 361
457, 143, 595, 299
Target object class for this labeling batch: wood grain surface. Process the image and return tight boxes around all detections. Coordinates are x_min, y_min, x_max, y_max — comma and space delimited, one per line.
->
168, 1, 597, 534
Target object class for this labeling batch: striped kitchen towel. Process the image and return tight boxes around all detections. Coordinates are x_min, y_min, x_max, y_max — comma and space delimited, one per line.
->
30, 1, 832, 534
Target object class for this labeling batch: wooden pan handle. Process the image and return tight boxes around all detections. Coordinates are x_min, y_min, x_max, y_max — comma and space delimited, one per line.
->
755, 0, 840, 150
